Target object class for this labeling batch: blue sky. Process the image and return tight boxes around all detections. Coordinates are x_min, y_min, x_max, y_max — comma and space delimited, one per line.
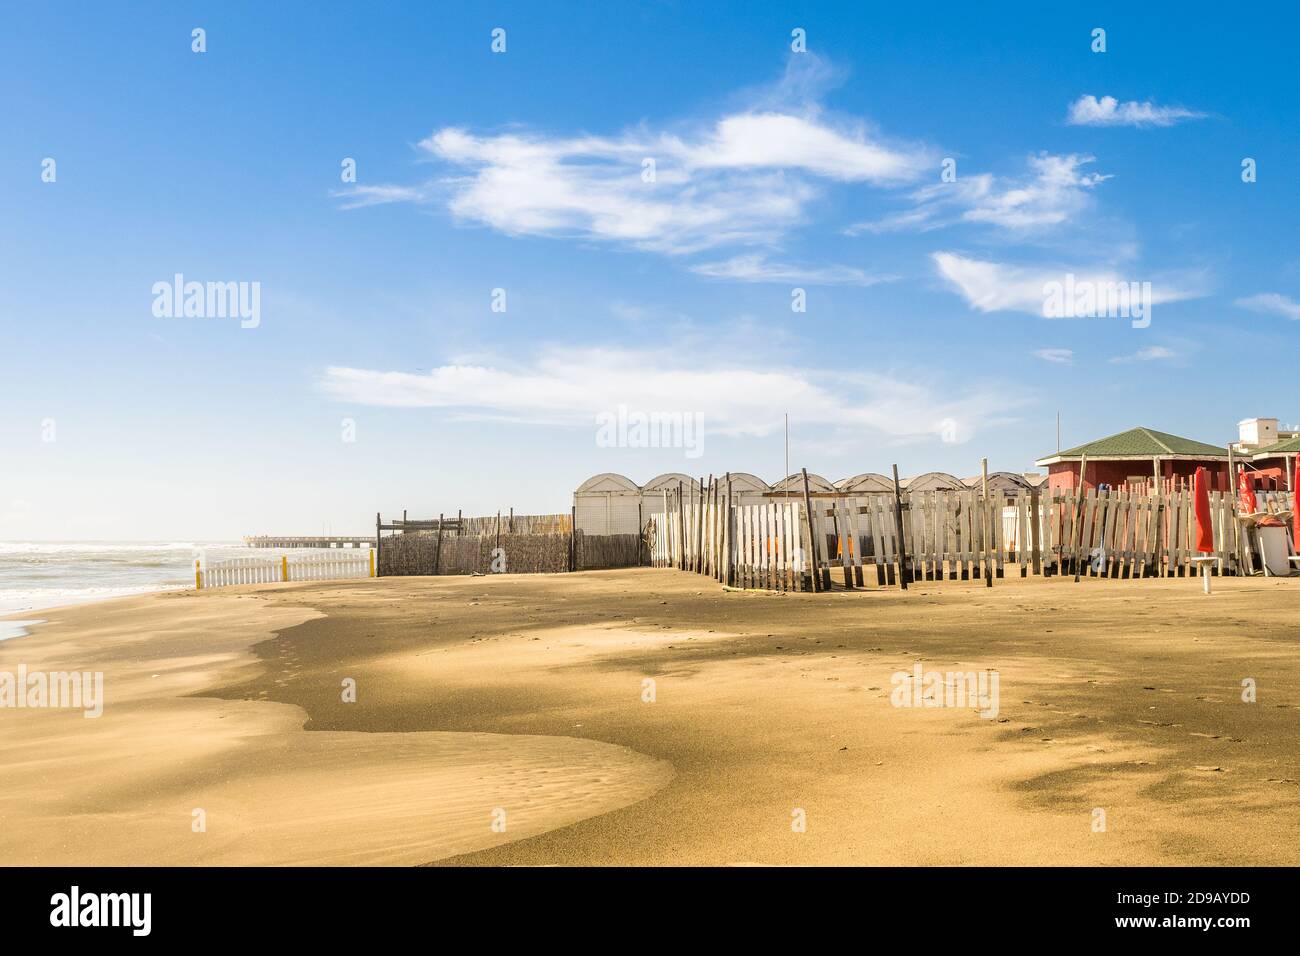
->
2, 2, 1298, 538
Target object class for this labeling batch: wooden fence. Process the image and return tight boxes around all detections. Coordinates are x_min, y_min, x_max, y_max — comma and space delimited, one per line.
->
647, 475, 1296, 592
197, 551, 374, 589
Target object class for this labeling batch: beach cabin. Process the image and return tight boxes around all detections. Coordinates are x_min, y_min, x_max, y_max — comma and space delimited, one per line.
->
1232, 418, 1299, 490
573, 473, 643, 535
834, 472, 895, 494
1034, 427, 1230, 493
769, 473, 836, 497
722, 472, 772, 506
962, 472, 1033, 496
901, 472, 965, 492
1248, 436, 1300, 490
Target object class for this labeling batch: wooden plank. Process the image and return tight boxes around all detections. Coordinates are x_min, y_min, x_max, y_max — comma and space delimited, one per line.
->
1029, 486, 1042, 576
845, 497, 864, 587
1128, 489, 1142, 579
935, 492, 948, 579
799, 470, 821, 593
913, 491, 928, 581
748, 504, 759, 587
870, 496, 888, 586
1174, 486, 1186, 577
1016, 491, 1029, 577
935, 491, 948, 580
1083, 490, 1100, 576
960, 490, 973, 580
1148, 490, 1161, 577
1097, 490, 1115, 577
788, 501, 799, 590
782, 501, 793, 592
835, 498, 853, 589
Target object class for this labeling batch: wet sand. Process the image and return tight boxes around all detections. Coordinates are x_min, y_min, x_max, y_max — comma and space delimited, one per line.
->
2, 569, 1298, 865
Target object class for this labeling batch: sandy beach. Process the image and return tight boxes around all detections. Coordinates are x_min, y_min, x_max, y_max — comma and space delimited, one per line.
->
2, 568, 1299, 866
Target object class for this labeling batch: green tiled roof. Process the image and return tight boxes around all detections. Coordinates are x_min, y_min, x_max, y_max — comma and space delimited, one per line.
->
1252, 435, 1300, 456
1046, 427, 1228, 460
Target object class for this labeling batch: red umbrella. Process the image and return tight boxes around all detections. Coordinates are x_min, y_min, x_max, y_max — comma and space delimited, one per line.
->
1238, 468, 1257, 515
1194, 466, 1214, 554
1293, 459, 1300, 550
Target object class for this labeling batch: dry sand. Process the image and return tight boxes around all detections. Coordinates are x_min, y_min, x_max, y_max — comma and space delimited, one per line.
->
2, 568, 1298, 866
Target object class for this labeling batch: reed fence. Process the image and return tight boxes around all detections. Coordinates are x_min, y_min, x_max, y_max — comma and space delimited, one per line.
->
377, 529, 643, 576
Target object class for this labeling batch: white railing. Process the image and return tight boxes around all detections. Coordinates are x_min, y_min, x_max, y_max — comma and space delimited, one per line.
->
196, 551, 374, 589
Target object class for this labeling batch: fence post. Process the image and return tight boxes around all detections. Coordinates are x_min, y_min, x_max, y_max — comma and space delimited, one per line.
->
800, 469, 821, 593
434, 514, 444, 575
1072, 453, 1089, 583
281, 555, 288, 582
891, 464, 910, 590
981, 458, 993, 588
1030, 484, 1042, 575
368, 549, 375, 578
195, 559, 202, 590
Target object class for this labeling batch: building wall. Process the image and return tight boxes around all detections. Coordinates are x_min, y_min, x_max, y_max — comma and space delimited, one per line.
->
574, 492, 643, 535
1046, 459, 1230, 494
1249, 457, 1294, 490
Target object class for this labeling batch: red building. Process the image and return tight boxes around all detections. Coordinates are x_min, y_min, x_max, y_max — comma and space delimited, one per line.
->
1034, 427, 1230, 494
1248, 436, 1299, 490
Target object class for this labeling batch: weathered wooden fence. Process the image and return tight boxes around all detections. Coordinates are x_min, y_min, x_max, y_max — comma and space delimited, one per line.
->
197, 551, 374, 589
647, 475, 1296, 592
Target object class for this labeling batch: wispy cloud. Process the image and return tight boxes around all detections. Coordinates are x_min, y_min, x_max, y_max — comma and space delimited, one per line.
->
1109, 346, 1178, 364
318, 346, 1019, 444
1066, 95, 1206, 128
690, 253, 894, 286
1236, 292, 1300, 320
334, 184, 428, 210
851, 153, 1109, 234
336, 58, 933, 256
932, 252, 1206, 316
1032, 348, 1074, 365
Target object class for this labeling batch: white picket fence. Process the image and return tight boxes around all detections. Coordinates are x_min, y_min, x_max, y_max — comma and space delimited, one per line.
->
196, 551, 374, 589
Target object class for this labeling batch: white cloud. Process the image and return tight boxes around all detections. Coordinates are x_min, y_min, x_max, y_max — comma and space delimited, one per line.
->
1032, 348, 1074, 365
690, 253, 893, 286
413, 118, 927, 255
318, 346, 1017, 444
1066, 95, 1206, 128
850, 153, 1109, 234
333, 184, 428, 209
1109, 346, 1177, 364
1236, 292, 1300, 320
932, 252, 1205, 316
336, 60, 932, 256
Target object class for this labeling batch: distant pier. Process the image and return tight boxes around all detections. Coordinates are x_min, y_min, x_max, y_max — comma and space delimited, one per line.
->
243, 535, 373, 549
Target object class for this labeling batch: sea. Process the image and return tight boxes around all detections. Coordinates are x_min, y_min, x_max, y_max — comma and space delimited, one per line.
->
0, 541, 349, 638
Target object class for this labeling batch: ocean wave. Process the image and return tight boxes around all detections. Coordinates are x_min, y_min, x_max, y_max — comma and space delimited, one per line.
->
0, 542, 234, 555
